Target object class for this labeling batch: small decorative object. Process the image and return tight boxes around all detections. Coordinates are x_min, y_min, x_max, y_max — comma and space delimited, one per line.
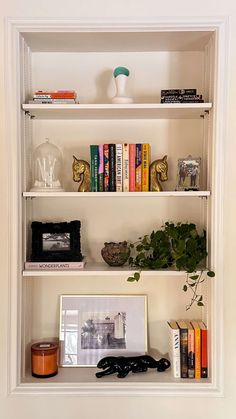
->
101, 241, 130, 266
149, 155, 168, 192
31, 342, 58, 378
112, 66, 133, 104
30, 138, 64, 192
96, 355, 171, 378
30, 220, 82, 262
176, 155, 201, 191
127, 222, 215, 310
72, 155, 91, 192
59, 295, 147, 366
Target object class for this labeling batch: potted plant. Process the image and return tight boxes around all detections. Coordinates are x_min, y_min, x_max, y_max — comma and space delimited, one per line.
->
127, 222, 215, 310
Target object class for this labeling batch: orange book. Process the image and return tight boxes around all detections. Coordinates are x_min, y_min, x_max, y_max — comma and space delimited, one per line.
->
141, 144, 150, 191
198, 321, 208, 378
191, 320, 201, 379
129, 144, 136, 192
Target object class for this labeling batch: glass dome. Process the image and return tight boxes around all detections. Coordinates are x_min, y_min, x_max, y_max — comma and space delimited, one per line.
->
30, 139, 64, 192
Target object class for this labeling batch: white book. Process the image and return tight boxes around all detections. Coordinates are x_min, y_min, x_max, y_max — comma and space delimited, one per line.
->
122, 143, 129, 192
167, 320, 181, 378
116, 144, 123, 192
25, 260, 85, 270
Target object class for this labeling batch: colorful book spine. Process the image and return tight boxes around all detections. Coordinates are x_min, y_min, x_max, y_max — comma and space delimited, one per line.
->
185, 321, 195, 378
25, 261, 85, 270
141, 144, 150, 191
198, 321, 208, 378
177, 321, 188, 378
167, 321, 181, 378
108, 144, 116, 192
116, 144, 123, 192
98, 144, 104, 192
129, 144, 136, 192
103, 144, 109, 192
90, 145, 99, 192
191, 320, 201, 379
123, 143, 129, 192
135, 144, 142, 192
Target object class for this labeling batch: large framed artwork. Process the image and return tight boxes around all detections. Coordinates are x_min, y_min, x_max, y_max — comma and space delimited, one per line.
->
59, 295, 147, 367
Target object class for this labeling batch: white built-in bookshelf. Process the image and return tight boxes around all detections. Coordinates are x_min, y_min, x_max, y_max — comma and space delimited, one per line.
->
5, 17, 227, 396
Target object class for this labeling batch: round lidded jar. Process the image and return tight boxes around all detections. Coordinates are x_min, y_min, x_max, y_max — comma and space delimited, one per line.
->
30, 138, 64, 192
31, 342, 58, 378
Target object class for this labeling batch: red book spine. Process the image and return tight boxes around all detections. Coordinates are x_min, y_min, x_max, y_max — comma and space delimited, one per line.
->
201, 328, 208, 378
129, 144, 136, 192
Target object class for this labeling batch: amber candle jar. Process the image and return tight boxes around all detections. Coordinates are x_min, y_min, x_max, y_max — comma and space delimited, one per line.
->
31, 342, 58, 378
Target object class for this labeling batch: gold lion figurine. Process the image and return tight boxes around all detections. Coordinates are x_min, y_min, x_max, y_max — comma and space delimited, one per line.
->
149, 155, 168, 192
72, 155, 91, 192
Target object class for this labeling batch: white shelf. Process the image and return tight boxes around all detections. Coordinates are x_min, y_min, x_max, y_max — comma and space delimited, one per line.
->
23, 191, 211, 198
16, 367, 212, 396
23, 264, 192, 277
22, 103, 212, 120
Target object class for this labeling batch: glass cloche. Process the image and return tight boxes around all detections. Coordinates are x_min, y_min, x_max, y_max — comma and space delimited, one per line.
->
30, 138, 64, 192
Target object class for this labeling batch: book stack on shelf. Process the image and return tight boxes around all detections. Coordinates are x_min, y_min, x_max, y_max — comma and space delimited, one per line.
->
160, 89, 204, 104
29, 90, 78, 104
167, 320, 208, 379
90, 143, 150, 192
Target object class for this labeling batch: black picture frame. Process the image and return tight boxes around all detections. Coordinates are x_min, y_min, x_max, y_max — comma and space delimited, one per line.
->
31, 220, 82, 262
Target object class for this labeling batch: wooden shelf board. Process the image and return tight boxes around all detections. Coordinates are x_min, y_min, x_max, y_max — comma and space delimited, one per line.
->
23, 191, 211, 198
22, 264, 205, 277
22, 103, 212, 120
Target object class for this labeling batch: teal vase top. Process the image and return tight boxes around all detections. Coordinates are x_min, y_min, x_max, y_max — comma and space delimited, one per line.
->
113, 66, 130, 78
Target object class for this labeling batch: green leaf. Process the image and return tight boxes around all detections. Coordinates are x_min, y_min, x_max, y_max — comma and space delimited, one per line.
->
207, 271, 215, 277
127, 276, 135, 282
189, 275, 199, 280
134, 272, 140, 281
183, 285, 188, 292
197, 302, 204, 306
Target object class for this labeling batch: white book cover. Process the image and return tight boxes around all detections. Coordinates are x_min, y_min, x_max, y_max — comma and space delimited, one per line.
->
122, 143, 129, 192
167, 321, 181, 378
116, 144, 123, 192
25, 260, 85, 270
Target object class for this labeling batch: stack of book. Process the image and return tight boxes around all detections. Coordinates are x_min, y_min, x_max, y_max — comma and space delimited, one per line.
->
167, 320, 208, 379
29, 90, 77, 104
90, 143, 150, 192
160, 89, 204, 103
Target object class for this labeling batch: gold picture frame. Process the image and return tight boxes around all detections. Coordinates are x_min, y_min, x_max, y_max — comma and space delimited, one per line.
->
59, 294, 147, 367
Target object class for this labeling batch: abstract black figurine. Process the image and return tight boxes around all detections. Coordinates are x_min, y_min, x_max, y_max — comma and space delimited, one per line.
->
96, 355, 171, 378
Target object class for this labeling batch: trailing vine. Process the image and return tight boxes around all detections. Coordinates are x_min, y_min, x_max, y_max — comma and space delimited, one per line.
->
127, 222, 215, 310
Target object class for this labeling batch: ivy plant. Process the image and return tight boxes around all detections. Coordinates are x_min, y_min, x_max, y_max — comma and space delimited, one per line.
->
127, 222, 215, 310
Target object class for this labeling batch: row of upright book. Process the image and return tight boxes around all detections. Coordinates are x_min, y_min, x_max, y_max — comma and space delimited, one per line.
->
168, 320, 208, 379
90, 143, 150, 192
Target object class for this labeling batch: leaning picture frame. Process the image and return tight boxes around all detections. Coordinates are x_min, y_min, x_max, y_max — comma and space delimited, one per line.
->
176, 156, 201, 191
59, 294, 147, 367
30, 220, 82, 262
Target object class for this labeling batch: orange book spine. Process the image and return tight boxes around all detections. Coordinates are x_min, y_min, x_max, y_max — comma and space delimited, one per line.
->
191, 321, 201, 379
141, 144, 150, 191
129, 144, 136, 192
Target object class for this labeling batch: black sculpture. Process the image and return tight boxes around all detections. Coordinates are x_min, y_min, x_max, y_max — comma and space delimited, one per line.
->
96, 355, 171, 378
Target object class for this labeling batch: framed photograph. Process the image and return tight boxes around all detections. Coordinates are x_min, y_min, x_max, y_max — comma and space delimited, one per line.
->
176, 156, 201, 191
59, 295, 147, 367
31, 220, 82, 262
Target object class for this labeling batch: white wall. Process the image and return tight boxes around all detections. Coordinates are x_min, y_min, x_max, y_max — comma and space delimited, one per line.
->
1, 1, 236, 418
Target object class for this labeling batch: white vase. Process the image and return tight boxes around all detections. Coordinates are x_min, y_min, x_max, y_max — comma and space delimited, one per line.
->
112, 74, 133, 104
